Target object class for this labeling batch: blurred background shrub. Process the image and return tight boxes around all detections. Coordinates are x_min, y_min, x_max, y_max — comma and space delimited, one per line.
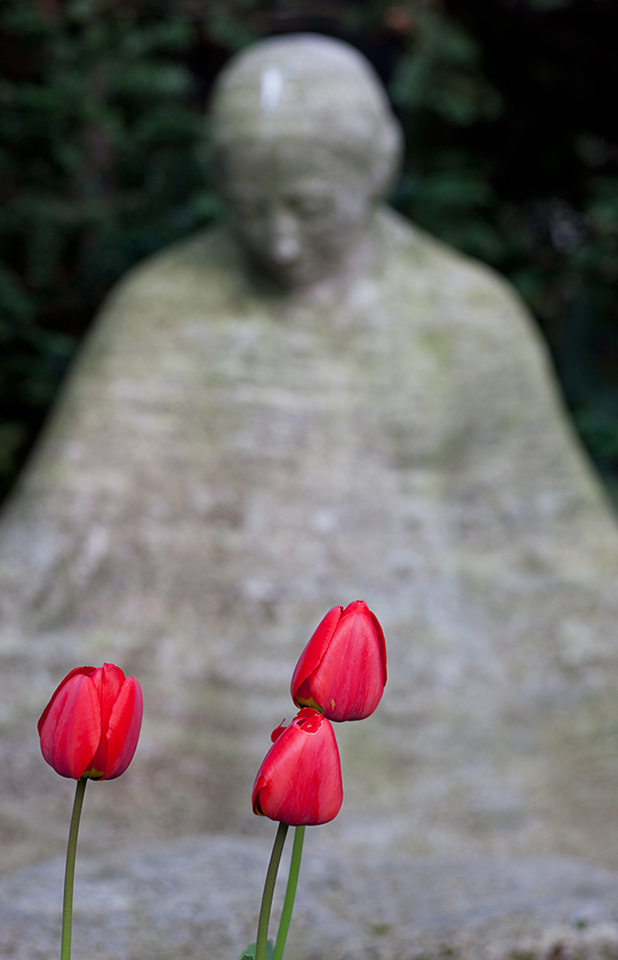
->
1, 0, 617, 504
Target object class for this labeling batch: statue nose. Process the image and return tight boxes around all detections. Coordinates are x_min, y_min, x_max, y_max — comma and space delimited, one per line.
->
267, 211, 301, 264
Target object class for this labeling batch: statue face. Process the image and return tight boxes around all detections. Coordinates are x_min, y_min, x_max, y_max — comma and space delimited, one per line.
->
220, 140, 374, 289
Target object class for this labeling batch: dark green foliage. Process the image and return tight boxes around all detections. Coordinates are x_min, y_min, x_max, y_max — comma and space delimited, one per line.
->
0, 0, 223, 499
384, 0, 618, 503
1, 0, 617, 503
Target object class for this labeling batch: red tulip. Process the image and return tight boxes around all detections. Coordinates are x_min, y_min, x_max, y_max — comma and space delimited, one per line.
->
38, 663, 143, 780
252, 708, 343, 826
291, 601, 387, 722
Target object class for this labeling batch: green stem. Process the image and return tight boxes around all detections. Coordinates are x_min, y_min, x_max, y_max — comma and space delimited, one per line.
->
273, 825, 305, 960
61, 777, 87, 960
255, 821, 289, 960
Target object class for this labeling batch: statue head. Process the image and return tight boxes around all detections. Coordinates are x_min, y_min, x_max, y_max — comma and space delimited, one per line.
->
209, 34, 403, 290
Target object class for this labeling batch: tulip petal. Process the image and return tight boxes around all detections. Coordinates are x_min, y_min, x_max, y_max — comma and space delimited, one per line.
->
37, 665, 96, 736
311, 605, 385, 720
39, 673, 101, 779
102, 677, 143, 779
290, 601, 387, 722
38, 663, 143, 781
251, 710, 343, 825
291, 606, 342, 708
84, 663, 128, 776
252, 775, 269, 815
271, 721, 287, 742
91, 663, 125, 734
367, 607, 387, 686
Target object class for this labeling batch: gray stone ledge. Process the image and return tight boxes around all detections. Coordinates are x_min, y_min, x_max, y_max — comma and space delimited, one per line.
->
2, 833, 618, 960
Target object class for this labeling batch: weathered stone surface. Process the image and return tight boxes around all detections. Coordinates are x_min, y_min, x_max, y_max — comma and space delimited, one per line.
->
2, 834, 618, 960
1, 205, 618, 873
0, 35, 617, 940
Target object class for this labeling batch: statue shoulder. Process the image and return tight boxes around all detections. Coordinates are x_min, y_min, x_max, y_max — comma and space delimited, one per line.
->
100, 224, 242, 314
381, 208, 523, 314
374, 212, 610, 517
378, 206, 573, 434
379, 207, 544, 354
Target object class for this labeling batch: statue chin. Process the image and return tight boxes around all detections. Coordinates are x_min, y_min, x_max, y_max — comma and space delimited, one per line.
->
246, 249, 325, 291
245, 242, 366, 292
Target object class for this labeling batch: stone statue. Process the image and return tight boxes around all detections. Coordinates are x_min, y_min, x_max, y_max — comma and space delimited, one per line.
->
1, 33, 618, 883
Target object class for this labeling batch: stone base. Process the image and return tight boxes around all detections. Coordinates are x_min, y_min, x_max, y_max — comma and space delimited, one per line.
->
2, 833, 618, 959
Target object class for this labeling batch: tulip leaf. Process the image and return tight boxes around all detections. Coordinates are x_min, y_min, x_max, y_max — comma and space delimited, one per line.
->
238, 942, 256, 960
238, 940, 274, 960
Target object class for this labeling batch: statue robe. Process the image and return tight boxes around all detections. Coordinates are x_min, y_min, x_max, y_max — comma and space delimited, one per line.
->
1, 208, 617, 869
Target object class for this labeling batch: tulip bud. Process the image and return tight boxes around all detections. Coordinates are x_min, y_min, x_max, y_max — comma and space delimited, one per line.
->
38, 663, 143, 780
252, 708, 343, 826
291, 601, 387, 722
